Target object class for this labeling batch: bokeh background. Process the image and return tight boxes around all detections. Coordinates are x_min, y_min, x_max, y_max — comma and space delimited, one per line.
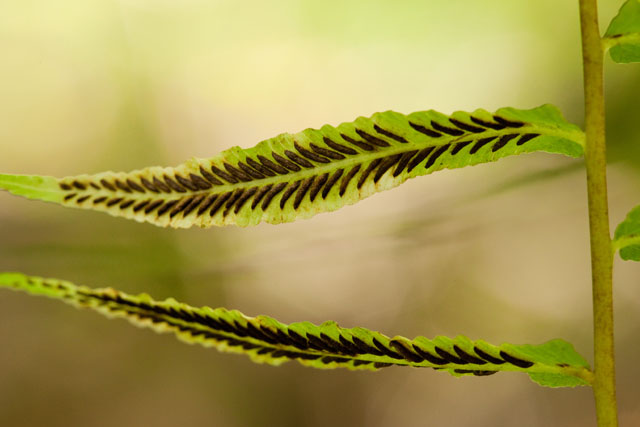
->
1, 1, 639, 426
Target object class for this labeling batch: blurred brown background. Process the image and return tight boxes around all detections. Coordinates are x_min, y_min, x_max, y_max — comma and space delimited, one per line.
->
1, 1, 639, 426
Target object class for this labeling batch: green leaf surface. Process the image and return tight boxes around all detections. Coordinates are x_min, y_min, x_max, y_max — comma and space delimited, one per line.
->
613, 204, 640, 260
604, 0, 640, 63
0, 105, 584, 228
0, 272, 592, 387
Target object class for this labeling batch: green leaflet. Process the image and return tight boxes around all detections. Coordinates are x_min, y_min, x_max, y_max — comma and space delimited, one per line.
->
0, 272, 592, 388
604, 0, 640, 63
0, 105, 584, 228
613, 204, 640, 261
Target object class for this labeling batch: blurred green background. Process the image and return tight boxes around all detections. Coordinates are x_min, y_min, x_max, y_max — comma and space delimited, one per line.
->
1, 1, 639, 426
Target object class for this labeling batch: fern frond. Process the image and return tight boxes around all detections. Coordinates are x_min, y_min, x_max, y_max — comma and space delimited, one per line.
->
0, 272, 592, 387
0, 105, 584, 228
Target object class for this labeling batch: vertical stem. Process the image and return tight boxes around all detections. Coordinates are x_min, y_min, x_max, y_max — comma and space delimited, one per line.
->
578, 1, 617, 426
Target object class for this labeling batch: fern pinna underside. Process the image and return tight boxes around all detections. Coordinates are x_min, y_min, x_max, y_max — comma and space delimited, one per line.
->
0, 273, 592, 388
0, 105, 583, 228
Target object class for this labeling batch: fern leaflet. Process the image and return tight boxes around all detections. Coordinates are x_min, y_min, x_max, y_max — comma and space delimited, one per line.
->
613, 204, 640, 261
0, 272, 592, 388
0, 105, 583, 228
603, 0, 640, 63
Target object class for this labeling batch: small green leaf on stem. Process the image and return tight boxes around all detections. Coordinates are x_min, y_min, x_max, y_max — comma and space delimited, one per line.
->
603, 0, 640, 63
613, 204, 640, 260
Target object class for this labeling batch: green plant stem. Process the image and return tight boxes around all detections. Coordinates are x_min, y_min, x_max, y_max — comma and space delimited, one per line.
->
578, 0, 617, 426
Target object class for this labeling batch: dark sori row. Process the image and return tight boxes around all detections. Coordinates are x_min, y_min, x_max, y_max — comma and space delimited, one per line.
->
58, 114, 539, 220
26, 277, 537, 376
